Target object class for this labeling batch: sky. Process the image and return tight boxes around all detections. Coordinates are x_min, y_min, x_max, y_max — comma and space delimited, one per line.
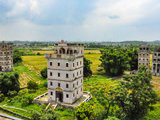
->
0, 0, 160, 42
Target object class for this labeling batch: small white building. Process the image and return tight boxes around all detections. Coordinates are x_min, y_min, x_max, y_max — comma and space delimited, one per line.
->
45, 40, 84, 104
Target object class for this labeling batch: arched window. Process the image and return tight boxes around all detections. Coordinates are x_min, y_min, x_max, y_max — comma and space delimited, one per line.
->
70, 50, 73, 54
59, 48, 65, 54
74, 50, 77, 53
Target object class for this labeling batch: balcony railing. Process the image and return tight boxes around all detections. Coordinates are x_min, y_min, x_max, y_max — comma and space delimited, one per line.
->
45, 53, 83, 59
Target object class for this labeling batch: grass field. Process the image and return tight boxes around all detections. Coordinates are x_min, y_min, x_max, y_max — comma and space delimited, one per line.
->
84, 53, 103, 74
14, 63, 45, 88
23, 51, 102, 75
22, 56, 47, 76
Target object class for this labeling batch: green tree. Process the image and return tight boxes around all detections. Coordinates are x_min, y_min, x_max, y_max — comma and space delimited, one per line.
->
41, 67, 47, 79
13, 50, 22, 64
21, 94, 34, 107
0, 72, 20, 95
37, 52, 41, 55
27, 81, 38, 90
100, 48, 129, 76
126, 48, 138, 70
31, 109, 58, 120
110, 65, 158, 120
75, 102, 95, 120
0, 91, 4, 102
84, 57, 92, 77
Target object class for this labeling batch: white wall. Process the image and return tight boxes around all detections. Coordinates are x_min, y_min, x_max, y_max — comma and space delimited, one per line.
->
47, 57, 83, 70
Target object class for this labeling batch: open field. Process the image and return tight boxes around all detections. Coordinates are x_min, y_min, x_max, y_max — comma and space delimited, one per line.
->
84, 53, 103, 74
22, 52, 102, 75
22, 56, 47, 76
14, 63, 46, 88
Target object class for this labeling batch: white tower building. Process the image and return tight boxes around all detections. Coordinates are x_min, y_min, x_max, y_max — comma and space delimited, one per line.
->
45, 40, 84, 104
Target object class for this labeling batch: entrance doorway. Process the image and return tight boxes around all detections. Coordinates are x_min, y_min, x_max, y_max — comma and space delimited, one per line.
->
56, 91, 63, 102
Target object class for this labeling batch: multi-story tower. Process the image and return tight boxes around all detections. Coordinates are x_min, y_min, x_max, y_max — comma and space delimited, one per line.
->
152, 48, 160, 76
0, 41, 13, 72
138, 45, 150, 69
45, 40, 84, 104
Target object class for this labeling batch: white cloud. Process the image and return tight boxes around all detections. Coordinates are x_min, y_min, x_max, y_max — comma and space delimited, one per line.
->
6, 0, 56, 17
84, 0, 157, 26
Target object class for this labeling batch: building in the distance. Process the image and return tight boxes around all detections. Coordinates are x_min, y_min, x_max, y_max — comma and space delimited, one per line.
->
0, 41, 13, 72
152, 48, 160, 76
138, 45, 150, 69
45, 40, 84, 104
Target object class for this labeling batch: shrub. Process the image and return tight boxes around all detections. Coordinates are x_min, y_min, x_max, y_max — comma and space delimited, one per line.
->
75, 102, 95, 120
84, 57, 92, 77
43, 81, 48, 88
21, 95, 34, 107
41, 67, 47, 79
13, 50, 22, 64
7, 90, 17, 97
27, 81, 38, 90
0, 92, 4, 102
37, 52, 41, 55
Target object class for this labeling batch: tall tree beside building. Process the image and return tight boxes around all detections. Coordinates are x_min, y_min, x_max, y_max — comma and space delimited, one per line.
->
83, 57, 92, 77
110, 65, 158, 120
13, 50, 22, 64
100, 48, 129, 76
126, 48, 138, 70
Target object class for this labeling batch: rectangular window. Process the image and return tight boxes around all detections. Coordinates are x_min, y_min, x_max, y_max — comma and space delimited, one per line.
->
77, 62, 78, 66
80, 61, 82, 65
66, 94, 69, 98
77, 81, 78, 85
58, 73, 60, 77
77, 72, 78, 76
77, 91, 78, 94
73, 63, 74, 67
73, 73, 75, 78
58, 83, 60, 87
58, 63, 60, 66
81, 88, 82, 91
73, 84, 75, 88
81, 79, 82, 83
66, 63, 69, 67
66, 74, 69, 78
51, 92, 53, 95
73, 93, 75, 97
66, 84, 69, 88
80, 70, 81, 74
50, 62, 52, 66
50, 82, 53, 86
50, 72, 52, 76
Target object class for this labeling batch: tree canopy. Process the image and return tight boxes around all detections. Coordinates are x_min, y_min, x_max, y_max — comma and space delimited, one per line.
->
0, 72, 20, 95
100, 48, 130, 76
110, 65, 158, 120
13, 50, 22, 64
41, 67, 47, 79
83, 57, 92, 77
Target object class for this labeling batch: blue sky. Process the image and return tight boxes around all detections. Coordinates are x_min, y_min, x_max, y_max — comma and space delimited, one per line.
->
0, 0, 160, 42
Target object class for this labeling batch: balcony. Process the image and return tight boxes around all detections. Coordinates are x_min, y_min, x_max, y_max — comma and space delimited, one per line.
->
45, 53, 83, 60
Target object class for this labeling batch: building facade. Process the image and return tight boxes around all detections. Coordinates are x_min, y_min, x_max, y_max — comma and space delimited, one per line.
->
138, 45, 150, 69
45, 40, 84, 104
0, 42, 13, 72
152, 48, 160, 76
